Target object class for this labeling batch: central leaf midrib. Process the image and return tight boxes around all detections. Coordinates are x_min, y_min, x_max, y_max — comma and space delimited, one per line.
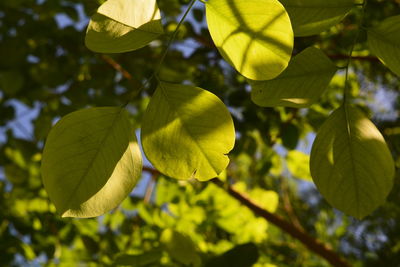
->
342, 105, 361, 216
158, 84, 221, 175
64, 108, 124, 210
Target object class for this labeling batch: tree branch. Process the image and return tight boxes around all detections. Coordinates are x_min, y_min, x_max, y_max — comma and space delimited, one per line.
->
327, 54, 380, 62
142, 166, 351, 267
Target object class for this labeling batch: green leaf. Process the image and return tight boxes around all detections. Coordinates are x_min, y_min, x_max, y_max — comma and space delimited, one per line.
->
279, 0, 354, 36
368, 15, 400, 77
141, 82, 235, 181
41, 107, 142, 218
250, 47, 337, 107
160, 229, 201, 266
286, 150, 312, 182
113, 249, 162, 266
206, 0, 293, 80
85, 0, 163, 53
310, 105, 395, 219
205, 243, 259, 267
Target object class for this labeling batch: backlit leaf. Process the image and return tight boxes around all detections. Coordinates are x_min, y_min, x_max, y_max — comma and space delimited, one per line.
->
206, 0, 293, 80
141, 82, 235, 181
85, 0, 163, 53
368, 15, 400, 77
250, 47, 337, 107
41, 107, 142, 218
279, 0, 354, 36
310, 105, 394, 219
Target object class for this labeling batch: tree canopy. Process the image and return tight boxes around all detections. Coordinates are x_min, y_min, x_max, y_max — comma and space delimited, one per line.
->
0, 0, 400, 266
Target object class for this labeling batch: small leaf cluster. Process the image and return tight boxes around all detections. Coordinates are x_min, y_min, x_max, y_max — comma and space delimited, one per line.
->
41, 0, 398, 221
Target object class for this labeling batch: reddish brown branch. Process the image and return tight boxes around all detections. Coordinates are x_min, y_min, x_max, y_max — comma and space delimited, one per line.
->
142, 166, 350, 267
144, 174, 157, 204
100, 55, 134, 80
100, 54, 143, 90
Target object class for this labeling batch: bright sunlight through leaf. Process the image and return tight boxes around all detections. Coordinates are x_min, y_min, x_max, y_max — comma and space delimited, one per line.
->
206, 0, 293, 80
41, 107, 142, 218
85, 0, 163, 53
141, 82, 235, 181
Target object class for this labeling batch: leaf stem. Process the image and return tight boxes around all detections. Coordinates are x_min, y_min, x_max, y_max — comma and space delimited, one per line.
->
123, 0, 197, 107
343, 0, 367, 104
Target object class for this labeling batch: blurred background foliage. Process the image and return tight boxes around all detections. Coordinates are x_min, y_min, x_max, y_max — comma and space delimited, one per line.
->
0, 0, 400, 266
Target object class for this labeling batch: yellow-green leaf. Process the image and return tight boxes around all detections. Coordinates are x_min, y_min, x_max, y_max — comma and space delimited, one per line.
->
41, 107, 142, 218
85, 0, 163, 53
160, 229, 201, 267
310, 105, 394, 219
368, 15, 400, 77
141, 82, 235, 181
250, 47, 337, 107
286, 150, 312, 182
279, 0, 354, 36
206, 0, 293, 80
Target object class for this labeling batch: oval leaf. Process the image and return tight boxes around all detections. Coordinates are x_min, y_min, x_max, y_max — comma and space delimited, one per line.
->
250, 47, 337, 107
41, 107, 142, 218
85, 0, 163, 53
368, 15, 400, 77
279, 0, 354, 36
310, 105, 395, 219
206, 0, 293, 80
141, 82, 235, 181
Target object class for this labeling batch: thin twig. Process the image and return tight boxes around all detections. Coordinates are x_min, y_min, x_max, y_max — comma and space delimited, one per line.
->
343, 1, 368, 104
122, 0, 198, 106
144, 174, 157, 204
